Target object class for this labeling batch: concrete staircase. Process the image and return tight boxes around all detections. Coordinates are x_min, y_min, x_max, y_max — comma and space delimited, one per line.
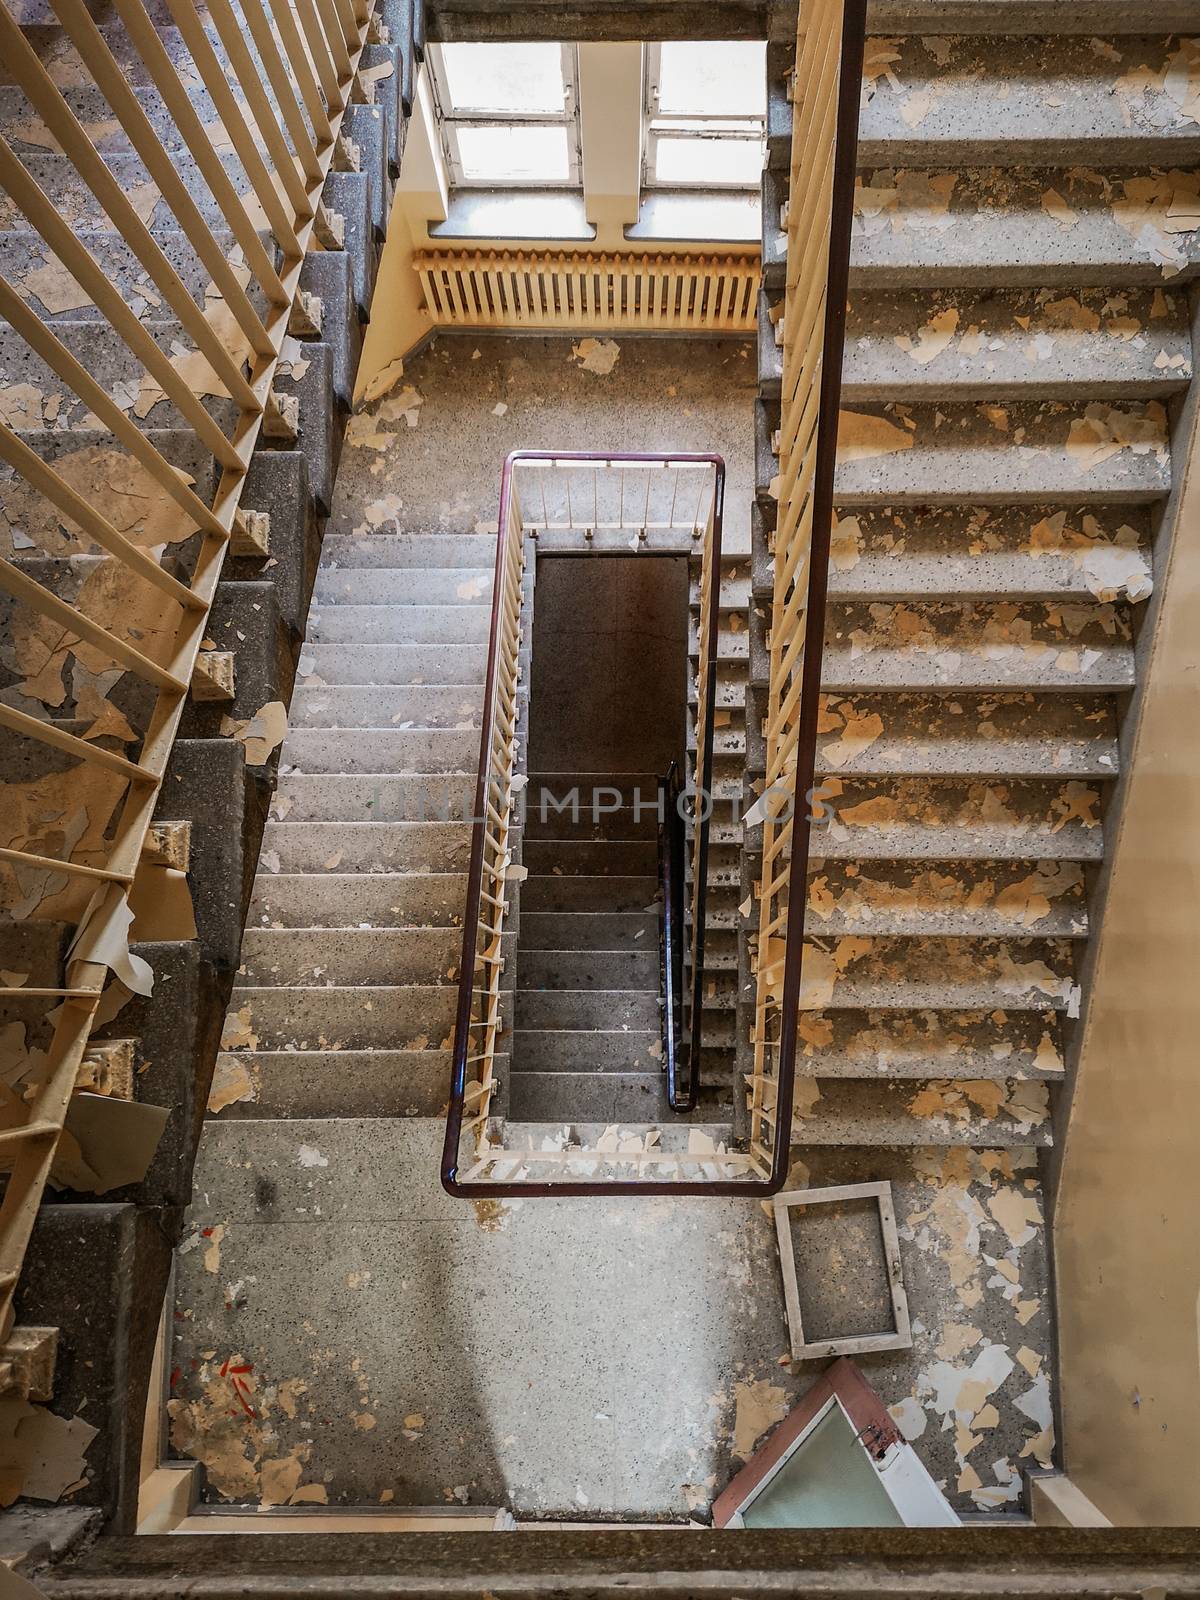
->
746, 11, 1199, 1149
222, 530, 495, 1120
0, 0, 416, 1528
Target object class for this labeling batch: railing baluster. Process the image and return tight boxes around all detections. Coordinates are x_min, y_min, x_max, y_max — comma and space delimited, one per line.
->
49, 0, 273, 358
0, 12, 259, 423
107, 0, 291, 304
157, 0, 309, 254
211, 0, 324, 184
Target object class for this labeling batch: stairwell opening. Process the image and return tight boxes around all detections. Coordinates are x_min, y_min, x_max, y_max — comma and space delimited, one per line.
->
515, 551, 690, 1124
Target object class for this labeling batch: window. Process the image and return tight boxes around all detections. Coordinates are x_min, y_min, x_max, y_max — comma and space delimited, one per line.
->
429, 43, 581, 188
643, 41, 766, 189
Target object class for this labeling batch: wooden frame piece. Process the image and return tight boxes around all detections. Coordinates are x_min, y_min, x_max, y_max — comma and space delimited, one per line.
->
773, 1181, 912, 1362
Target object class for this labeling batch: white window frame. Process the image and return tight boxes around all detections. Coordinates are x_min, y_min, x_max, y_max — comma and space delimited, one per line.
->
642, 41, 765, 191
428, 42, 582, 190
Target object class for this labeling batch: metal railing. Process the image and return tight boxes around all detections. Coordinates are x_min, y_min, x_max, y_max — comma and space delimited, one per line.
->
658, 761, 691, 1112
747, 0, 867, 1171
0, 0, 373, 1337
442, 450, 754, 1194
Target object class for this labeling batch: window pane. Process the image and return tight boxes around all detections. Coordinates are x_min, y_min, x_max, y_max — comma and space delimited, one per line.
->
440, 43, 568, 115
655, 41, 766, 118
456, 123, 572, 183
653, 134, 763, 187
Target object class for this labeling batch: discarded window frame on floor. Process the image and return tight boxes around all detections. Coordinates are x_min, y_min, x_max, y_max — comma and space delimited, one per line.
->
773, 1180, 912, 1361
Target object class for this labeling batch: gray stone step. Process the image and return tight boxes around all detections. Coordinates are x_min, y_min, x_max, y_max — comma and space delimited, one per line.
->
801, 774, 1107, 860
780, 933, 1076, 1010
501, 1121, 738, 1156
857, 35, 1200, 167
259, 820, 472, 873
238, 926, 483, 986
514, 989, 660, 1031
805, 691, 1120, 778
507, 1072, 673, 1123
227, 984, 459, 1050
773, 398, 1172, 503
799, 857, 1088, 937
522, 839, 658, 877
312, 566, 496, 605
818, 598, 1135, 691
511, 1029, 662, 1073
846, 164, 1200, 286
521, 875, 659, 914
523, 800, 660, 842
306, 603, 493, 644
786, 1004, 1065, 1077
844, 285, 1191, 399
288, 686, 484, 729
863, 1, 1199, 33
1, 150, 267, 232
280, 727, 481, 775
248, 871, 466, 928
320, 532, 498, 567
271, 772, 479, 823
792, 1077, 1053, 1145
761, 286, 1192, 401
298, 644, 488, 686
519, 911, 658, 950
206, 1049, 464, 1119
519, 950, 659, 990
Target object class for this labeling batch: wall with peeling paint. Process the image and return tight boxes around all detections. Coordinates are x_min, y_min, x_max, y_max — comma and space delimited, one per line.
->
1054, 360, 1200, 1527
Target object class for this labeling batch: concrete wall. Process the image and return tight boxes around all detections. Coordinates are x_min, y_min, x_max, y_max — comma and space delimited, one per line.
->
1053, 345, 1200, 1525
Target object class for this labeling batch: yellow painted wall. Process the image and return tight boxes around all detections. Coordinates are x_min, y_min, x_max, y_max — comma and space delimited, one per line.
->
1054, 374, 1200, 1525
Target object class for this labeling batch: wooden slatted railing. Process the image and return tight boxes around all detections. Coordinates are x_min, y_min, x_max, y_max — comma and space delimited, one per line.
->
747, 0, 867, 1175
0, 0, 373, 1339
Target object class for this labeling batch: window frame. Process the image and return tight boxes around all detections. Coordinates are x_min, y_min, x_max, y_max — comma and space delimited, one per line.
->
642, 41, 766, 192
428, 42, 583, 191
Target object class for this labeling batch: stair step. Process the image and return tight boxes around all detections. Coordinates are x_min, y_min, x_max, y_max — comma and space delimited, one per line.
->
320, 532, 499, 566
768, 933, 1077, 1010
522, 839, 658, 877
207, 1049, 467, 1120
226, 985, 460, 1051
270, 773, 479, 824
798, 398, 1172, 503
0, 228, 263, 324
802, 859, 1088, 936
511, 1030, 662, 1072
507, 1072, 677, 1123
806, 775, 1107, 860
790, 1077, 1053, 1146
521, 876, 659, 914
248, 872, 466, 929
514, 989, 661, 1031
856, 35, 1200, 168
846, 165, 1200, 287
800, 691, 1120, 778
500, 1120, 738, 1156
280, 728, 480, 775
519, 911, 659, 950
787, 1004, 1065, 1078
288, 686, 484, 729
2, 150, 267, 232
306, 603, 493, 644
523, 800, 661, 841
259, 820, 471, 874
842, 285, 1192, 398
239, 925, 473, 987
519, 950, 659, 990
862, 2, 1199, 34
312, 566, 495, 605
297, 644, 488, 686
817, 598, 1135, 691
